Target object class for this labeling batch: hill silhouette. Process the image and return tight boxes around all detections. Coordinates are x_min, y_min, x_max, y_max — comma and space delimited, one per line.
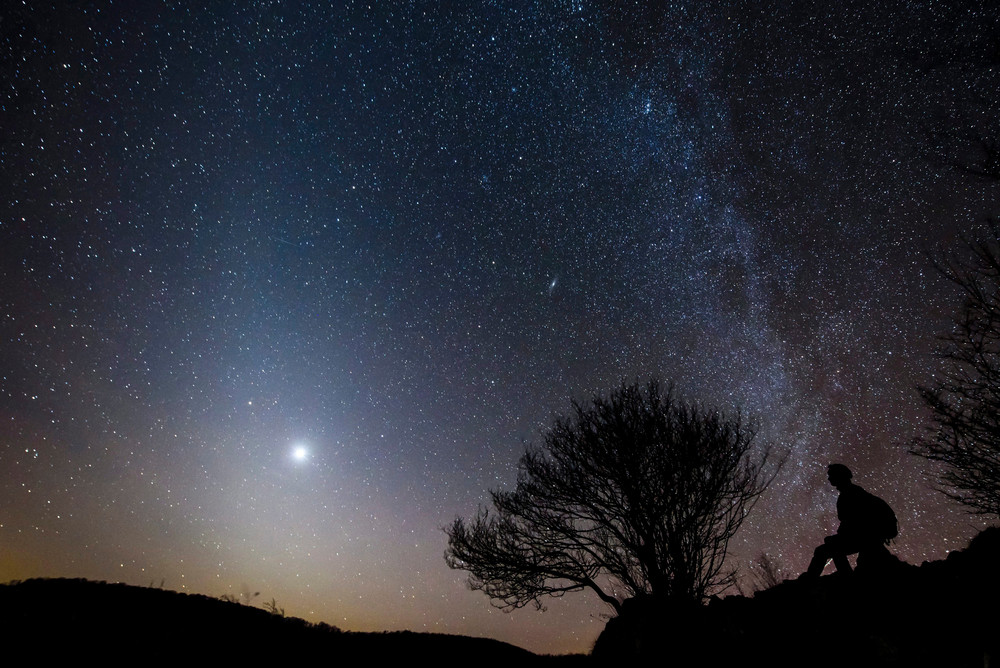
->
0, 577, 580, 664
593, 526, 1000, 667
3, 529, 996, 665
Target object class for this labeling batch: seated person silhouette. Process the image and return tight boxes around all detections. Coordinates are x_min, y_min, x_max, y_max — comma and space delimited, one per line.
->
803, 464, 897, 578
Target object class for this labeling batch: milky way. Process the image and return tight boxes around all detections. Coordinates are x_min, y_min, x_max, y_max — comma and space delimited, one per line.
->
2, 1, 998, 654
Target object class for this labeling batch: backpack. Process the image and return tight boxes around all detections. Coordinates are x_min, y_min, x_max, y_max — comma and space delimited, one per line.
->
870, 494, 898, 543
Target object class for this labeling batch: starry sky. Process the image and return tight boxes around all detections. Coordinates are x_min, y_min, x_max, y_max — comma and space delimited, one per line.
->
2, 0, 998, 655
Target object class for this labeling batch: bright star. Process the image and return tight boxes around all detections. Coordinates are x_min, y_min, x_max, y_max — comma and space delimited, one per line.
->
291, 444, 309, 462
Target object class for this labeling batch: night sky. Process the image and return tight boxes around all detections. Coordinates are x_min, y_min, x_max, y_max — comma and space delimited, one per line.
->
2, 0, 998, 655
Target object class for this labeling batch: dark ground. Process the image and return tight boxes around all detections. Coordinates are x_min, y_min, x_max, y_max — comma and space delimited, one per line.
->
0, 576, 582, 664
3, 527, 996, 666
593, 526, 1000, 667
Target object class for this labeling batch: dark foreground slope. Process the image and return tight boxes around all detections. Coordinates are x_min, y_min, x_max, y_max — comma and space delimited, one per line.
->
0, 577, 578, 664
5, 529, 995, 665
593, 527, 1000, 667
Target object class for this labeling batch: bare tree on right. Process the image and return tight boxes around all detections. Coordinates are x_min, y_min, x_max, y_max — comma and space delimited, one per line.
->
913, 222, 1000, 518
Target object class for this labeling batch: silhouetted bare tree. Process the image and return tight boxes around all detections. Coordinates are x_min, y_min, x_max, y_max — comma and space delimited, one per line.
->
445, 380, 780, 614
913, 223, 1000, 518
